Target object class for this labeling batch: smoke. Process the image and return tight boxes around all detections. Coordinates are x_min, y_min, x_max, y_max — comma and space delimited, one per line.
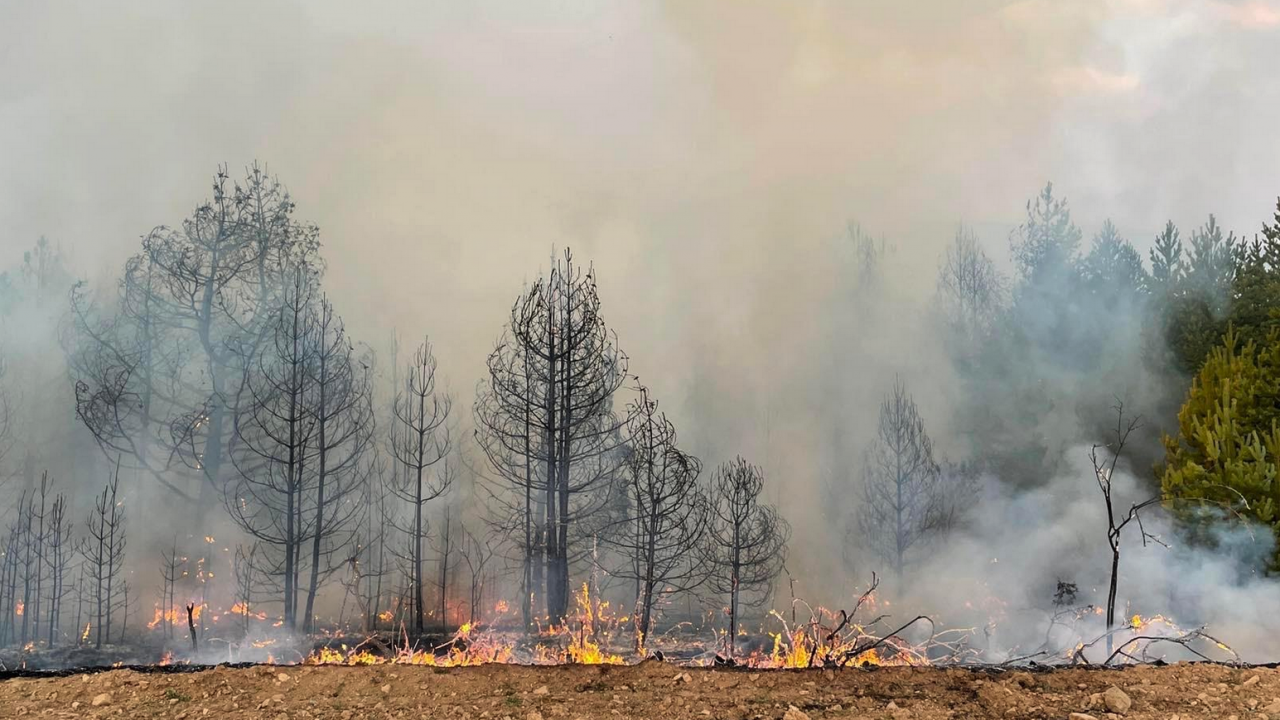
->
907, 452, 1280, 662
2, 0, 1280, 658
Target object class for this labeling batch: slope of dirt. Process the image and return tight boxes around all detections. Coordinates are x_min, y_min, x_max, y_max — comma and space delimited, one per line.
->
1, 661, 1277, 719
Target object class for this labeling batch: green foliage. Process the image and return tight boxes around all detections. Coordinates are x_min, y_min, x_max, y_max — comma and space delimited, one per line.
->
1150, 215, 1250, 374
1160, 327, 1280, 568
1080, 220, 1148, 303
1148, 221, 1183, 291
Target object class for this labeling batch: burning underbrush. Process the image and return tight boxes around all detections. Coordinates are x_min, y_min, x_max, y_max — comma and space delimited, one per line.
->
3, 578, 1241, 675
290, 587, 1239, 671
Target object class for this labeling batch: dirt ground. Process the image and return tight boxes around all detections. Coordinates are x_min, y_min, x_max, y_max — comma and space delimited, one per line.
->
1, 660, 1277, 720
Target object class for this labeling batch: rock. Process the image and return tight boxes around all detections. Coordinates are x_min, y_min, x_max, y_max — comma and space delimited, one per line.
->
532, 685, 549, 696
1103, 686, 1132, 714
70, 702, 80, 710
1267, 700, 1280, 714
380, 684, 392, 694
526, 712, 544, 720
91, 693, 112, 707
887, 701, 899, 710
1068, 714, 1099, 720
783, 706, 810, 720
1244, 675, 1261, 687
276, 672, 290, 682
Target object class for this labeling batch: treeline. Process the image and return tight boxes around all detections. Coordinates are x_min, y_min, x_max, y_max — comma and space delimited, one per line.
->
0, 166, 1277, 655
50, 166, 790, 656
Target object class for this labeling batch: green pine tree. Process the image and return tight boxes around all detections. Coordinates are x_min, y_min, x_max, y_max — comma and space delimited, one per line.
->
1160, 326, 1280, 569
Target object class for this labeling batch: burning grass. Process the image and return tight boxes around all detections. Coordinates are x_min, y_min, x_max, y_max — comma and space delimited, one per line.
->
2, 577, 1243, 674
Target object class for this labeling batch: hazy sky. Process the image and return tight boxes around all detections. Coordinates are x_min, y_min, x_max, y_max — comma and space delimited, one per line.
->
3, 0, 1280, 433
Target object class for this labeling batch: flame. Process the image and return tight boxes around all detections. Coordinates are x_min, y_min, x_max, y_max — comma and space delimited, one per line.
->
14, 601, 22, 616
299, 585, 625, 667
229, 602, 268, 620
81, 623, 91, 641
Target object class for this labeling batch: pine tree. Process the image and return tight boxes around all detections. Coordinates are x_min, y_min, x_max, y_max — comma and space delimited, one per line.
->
1080, 219, 1148, 305
1160, 327, 1280, 568
1148, 221, 1184, 292
1009, 182, 1082, 286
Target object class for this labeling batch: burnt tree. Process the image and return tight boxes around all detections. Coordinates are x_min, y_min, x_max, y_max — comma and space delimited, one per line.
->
1090, 401, 1163, 657
72, 166, 321, 537
603, 383, 706, 650
157, 538, 185, 641
703, 457, 789, 659
84, 462, 126, 648
227, 266, 318, 630
855, 377, 949, 581
389, 338, 452, 633
233, 543, 265, 638
935, 225, 1005, 347
476, 249, 629, 624
299, 297, 374, 632
43, 489, 72, 647
459, 523, 496, 625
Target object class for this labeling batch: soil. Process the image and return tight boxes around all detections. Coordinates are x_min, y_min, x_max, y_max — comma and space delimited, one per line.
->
1, 660, 1277, 719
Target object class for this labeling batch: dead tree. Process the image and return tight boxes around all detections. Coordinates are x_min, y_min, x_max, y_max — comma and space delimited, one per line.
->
934, 225, 1005, 345
350, 452, 393, 632
855, 377, 949, 581
18, 484, 41, 646
1090, 401, 1163, 657
44, 491, 72, 647
299, 297, 374, 632
703, 457, 790, 659
157, 538, 185, 641
459, 524, 496, 625
233, 543, 264, 638
430, 501, 461, 628
24, 474, 55, 645
226, 266, 319, 630
389, 338, 452, 633
73, 166, 321, 536
0, 515, 21, 645
473, 321, 542, 628
185, 603, 197, 651
71, 559, 86, 645
116, 581, 132, 643
69, 254, 187, 499
84, 462, 126, 648
603, 383, 706, 650
475, 249, 629, 624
